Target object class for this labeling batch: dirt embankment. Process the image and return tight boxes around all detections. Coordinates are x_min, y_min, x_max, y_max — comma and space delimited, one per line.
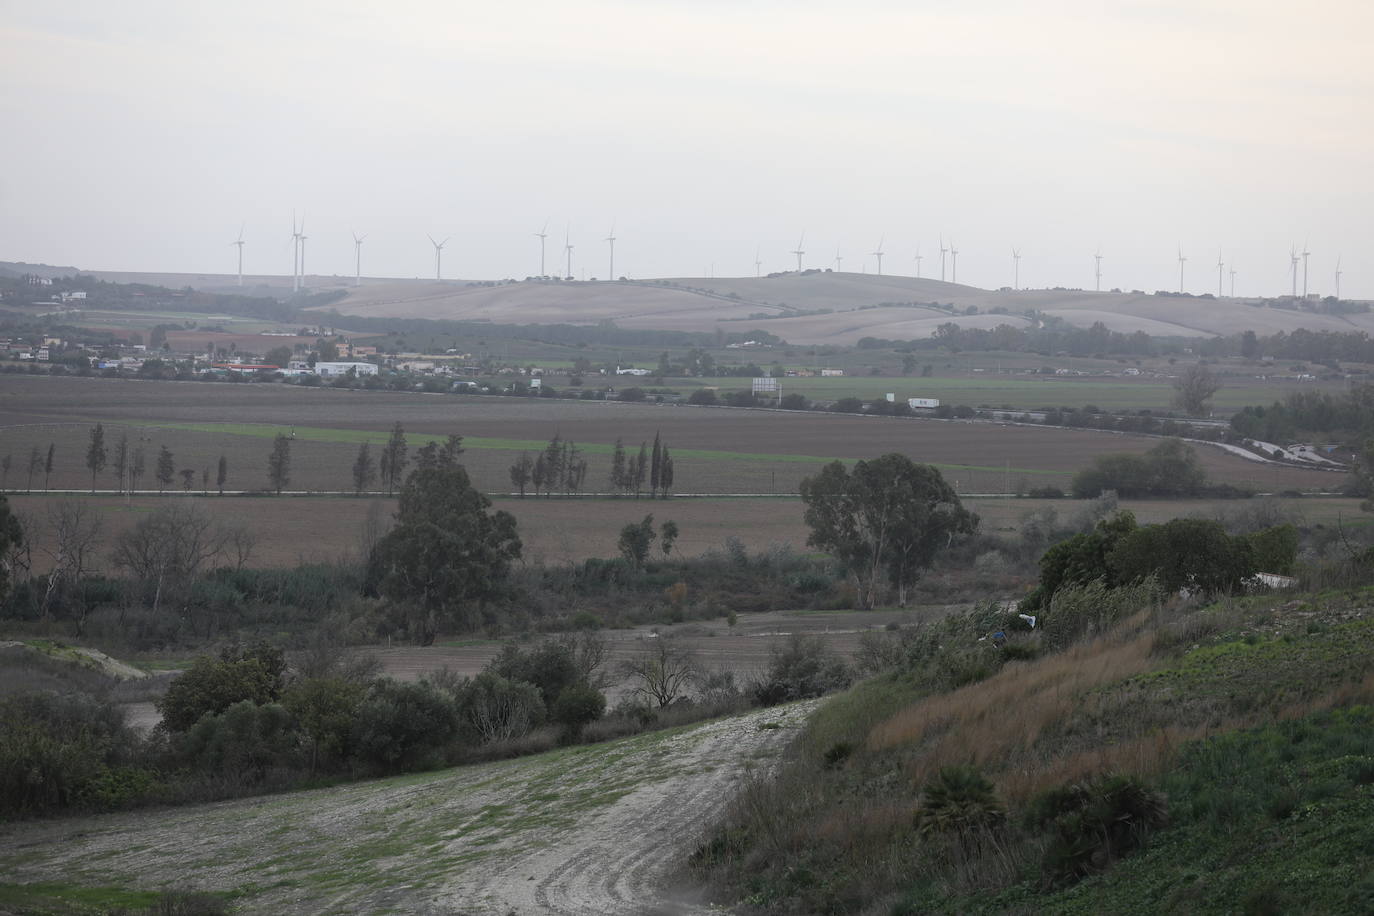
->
0, 701, 817, 915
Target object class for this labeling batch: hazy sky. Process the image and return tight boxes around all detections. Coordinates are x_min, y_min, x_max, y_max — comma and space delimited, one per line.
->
2, 0, 1370, 297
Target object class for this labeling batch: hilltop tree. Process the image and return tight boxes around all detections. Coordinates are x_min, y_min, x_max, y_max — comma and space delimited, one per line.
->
509, 452, 533, 497
367, 462, 521, 644
1173, 363, 1221, 415
216, 455, 228, 495
352, 443, 376, 496
180, 468, 196, 491
85, 423, 107, 492
44, 444, 55, 491
618, 514, 656, 568
111, 433, 129, 495
801, 454, 977, 608
267, 433, 291, 495
659, 447, 674, 498
610, 438, 628, 494
156, 446, 175, 493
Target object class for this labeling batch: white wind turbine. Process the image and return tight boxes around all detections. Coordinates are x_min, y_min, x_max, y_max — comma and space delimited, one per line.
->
939, 235, 948, 282
352, 232, 366, 288
871, 235, 885, 275
1230, 265, 1237, 298
297, 217, 308, 291
950, 240, 959, 284
913, 243, 923, 278
231, 224, 245, 286
1012, 247, 1021, 290
534, 221, 549, 277
564, 225, 574, 279
1216, 249, 1225, 297
791, 232, 806, 272
1289, 246, 1300, 297
428, 234, 449, 281
1302, 241, 1311, 298
290, 212, 302, 292
834, 247, 843, 272
1176, 245, 1187, 293
1336, 256, 1343, 299
754, 246, 763, 277
605, 222, 617, 281
1094, 248, 1103, 292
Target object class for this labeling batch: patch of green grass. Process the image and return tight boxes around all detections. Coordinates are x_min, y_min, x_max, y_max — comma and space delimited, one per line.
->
0, 882, 162, 914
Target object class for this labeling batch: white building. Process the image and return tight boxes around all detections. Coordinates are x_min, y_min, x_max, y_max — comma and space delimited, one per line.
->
315, 361, 379, 378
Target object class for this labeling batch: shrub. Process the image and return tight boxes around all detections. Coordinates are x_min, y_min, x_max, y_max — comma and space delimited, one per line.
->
1027, 774, 1168, 886
157, 643, 285, 733
349, 680, 459, 771
551, 683, 606, 739
453, 672, 545, 742
0, 691, 137, 817
752, 634, 853, 705
174, 701, 297, 780
916, 765, 1006, 838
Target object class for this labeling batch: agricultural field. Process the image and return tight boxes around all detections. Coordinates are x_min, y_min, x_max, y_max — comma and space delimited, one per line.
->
0, 376, 1340, 502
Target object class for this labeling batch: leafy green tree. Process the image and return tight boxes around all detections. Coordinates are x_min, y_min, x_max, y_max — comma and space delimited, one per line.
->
485, 637, 605, 709
1247, 523, 1298, 575
618, 514, 656, 568
352, 443, 376, 496
1173, 363, 1221, 415
111, 433, 128, 495
367, 463, 521, 644
381, 422, 408, 495
660, 520, 679, 557
610, 438, 628, 493
155, 445, 175, 493
267, 433, 291, 494
551, 683, 606, 739
660, 447, 674, 498
349, 680, 458, 771
216, 454, 227, 495
84, 424, 107, 492
800, 454, 976, 607
1021, 511, 1139, 611
1072, 438, 1207, 499
509, 452, 533, 497
0, 496, 23, 603
264, 345, 293, 367
156, 643, 286, 732
1108, 517, 1256, 595
282, 677, 364, 774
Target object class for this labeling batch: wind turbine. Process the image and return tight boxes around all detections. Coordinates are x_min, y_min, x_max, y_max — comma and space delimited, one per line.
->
297, 217, 307, 291
564, 225, 574, 280
939, 235, 948, 282
290, 212, 302, 293
534, 221, 549, 277
1216, 249, 1224, 297
834, 247, 843, 272
428, 234, 449, 281
754, 246, 763, 277
352, 232, 366, 288
950, 240, 959, 284
1230, 265, 1237, 298
1094, 249, 1103, 292
1177, 245, 1187, 294
1012, 247, 1021, 290
1302, 241, 1311, 298
231, 225, 244, 286
605, 222, 617, 280
1289, 246, 1300, 297
1336, 256, 1343, 299
871, 236, 885, 276
914, 244, 923, 279
791, 232, 806, 272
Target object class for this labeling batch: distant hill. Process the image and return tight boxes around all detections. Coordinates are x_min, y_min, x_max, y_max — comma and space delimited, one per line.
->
0, 261, 82, 280
315, 271, 1374, 345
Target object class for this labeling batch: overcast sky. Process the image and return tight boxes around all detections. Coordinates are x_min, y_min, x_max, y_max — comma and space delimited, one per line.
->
2, 0, 1370, 297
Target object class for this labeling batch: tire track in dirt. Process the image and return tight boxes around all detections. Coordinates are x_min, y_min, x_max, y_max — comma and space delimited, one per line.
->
442, 701, 817, 915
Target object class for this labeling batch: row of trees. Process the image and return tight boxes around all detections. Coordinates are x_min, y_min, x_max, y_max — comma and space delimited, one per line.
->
1, 430, 232, 497
507, 432, 677, 498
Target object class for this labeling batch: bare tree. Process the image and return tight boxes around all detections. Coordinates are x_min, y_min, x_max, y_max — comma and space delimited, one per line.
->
620, 638, 701, 708
110, 502, 226, 614
223, 524, 258, 572
40, 501, 103, 624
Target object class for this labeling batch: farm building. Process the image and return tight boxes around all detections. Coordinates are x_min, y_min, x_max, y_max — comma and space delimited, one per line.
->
315, 361, 379, 378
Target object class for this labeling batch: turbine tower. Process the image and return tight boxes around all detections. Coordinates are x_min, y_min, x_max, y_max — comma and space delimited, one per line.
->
1012, 247, 1021, 290
564, 225, 574, 280
834, 248, 843, 272
1177, 246, 1187, 294
605, 223, 617, 281
1336, 256, 1343, 299
1230, 266, 1237, 298
939, 235, 948, 282
232, 225, 245, 286
428, 234, 449, 281
534, 221, 549, 277
1302, 242, 1311, 298
950, 240, 959, 284
914, 244, 923, 278
791, 232, 806, 272
871, 236, 885, 276
290, 212, 302, 293
1289, 246, 1300, 297
754, 246, 763, 277
297, 219, 307, 291
1216, 249, 1224, 297
1094, 249, 1103, 292
352, 232, 365, 288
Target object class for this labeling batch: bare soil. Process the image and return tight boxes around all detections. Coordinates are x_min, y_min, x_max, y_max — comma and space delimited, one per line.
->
0, 701, 818, 915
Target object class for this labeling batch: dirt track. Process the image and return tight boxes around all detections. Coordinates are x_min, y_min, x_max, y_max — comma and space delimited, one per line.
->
0, 701, 817, 914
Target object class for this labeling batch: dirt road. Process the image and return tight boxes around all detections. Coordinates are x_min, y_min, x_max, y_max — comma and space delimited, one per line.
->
0, 701, 817, 914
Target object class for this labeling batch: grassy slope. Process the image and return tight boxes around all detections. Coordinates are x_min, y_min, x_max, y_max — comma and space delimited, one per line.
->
702, 589, 1374, 914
